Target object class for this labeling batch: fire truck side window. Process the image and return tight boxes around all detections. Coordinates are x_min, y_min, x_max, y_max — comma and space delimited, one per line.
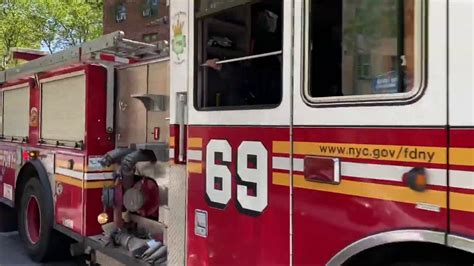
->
306, 0, 416, 99
195, 0, 283, 109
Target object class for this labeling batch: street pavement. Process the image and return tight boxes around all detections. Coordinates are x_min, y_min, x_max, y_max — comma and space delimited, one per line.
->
0, 232, 81, 266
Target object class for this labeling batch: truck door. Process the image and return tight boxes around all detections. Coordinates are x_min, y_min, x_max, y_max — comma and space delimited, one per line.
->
447, 1, 474, 249
291, 1, 449, 264
185, 0, 292, 264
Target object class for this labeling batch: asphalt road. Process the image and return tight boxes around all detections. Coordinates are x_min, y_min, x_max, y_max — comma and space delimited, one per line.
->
0, 232, 82, 266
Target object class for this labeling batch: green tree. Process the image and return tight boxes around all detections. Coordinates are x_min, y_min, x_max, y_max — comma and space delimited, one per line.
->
0, 0, 103, 70
0, 0, 43, 70
34, 0, 103, 53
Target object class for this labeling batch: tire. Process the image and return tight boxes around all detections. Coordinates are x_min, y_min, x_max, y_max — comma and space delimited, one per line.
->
17, 178, 62, 262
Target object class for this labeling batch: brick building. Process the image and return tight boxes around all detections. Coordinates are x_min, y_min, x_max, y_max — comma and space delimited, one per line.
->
103, 0, 169, 46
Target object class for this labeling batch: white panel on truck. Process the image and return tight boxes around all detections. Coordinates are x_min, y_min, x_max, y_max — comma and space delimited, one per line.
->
3, 86, 29, 137
41, 73, 86, 142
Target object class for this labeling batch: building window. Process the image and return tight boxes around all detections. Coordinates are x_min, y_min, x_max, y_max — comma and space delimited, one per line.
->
305, 0, 418, 99
143, 0, 160, 17
357, 54, 371, 79
115, 3, 127, 23
195, 0, 283, 109
143, 33, 160, 43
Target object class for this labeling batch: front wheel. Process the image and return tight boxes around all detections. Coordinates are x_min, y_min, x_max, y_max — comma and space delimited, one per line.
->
18, 178, 61, 262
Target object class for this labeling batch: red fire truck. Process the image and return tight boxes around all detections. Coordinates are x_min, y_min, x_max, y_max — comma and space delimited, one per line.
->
1, 0, 474, 265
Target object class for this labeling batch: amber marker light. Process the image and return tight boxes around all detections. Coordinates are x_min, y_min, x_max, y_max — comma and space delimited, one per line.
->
415, 173, 427, 188
28, 151, 39, 160
97, 213, 109, 225
403, 167, 427, 192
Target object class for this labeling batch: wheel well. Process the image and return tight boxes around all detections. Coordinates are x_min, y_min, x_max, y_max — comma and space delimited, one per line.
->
15, 163, 40, 207
343, 241, 474, 265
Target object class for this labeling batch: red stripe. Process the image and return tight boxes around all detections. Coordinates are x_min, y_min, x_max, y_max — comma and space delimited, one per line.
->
170, 124, 177, 138
272, 169, 290, 175
450, 165, 474, 171
272, 170, 447, 191
342, 176, 446, 191
450, 187, 474, 194
39, 65, 85, 80
99, 54, 115, 62
12, 51, 45, 61
1, 79, 32, 89
188, 126, 289, 141
294, 127, 446, 147
450, 129, 474, 148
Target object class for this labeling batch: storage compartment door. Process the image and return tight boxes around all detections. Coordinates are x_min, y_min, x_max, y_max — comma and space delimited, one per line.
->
3, 86, 29, 138
41, 73, 86, 143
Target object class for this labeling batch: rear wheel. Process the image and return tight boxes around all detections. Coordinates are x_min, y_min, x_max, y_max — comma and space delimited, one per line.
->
18, 178, 61, 262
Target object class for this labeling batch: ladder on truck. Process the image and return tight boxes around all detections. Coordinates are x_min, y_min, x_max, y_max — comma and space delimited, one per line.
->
0, 31, 164, 83
0, 31, 166, 133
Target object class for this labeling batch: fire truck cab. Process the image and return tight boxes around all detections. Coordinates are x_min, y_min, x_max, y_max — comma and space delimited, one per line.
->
0, 0, 472, 265
170, 0, 473, 265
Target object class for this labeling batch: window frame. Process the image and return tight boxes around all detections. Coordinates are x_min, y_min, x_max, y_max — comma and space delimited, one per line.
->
193, 2, 284, 111
302, 0, 427, 107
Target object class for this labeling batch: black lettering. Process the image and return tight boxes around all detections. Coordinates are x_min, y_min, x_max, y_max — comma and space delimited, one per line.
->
348, 147, 355, 156
362, 148, 370, 157
409, 148, 418, 160
427, 152, 435, 163
418, 151, 426, 161
337, 147, 345, 154
388, 150, 396, 158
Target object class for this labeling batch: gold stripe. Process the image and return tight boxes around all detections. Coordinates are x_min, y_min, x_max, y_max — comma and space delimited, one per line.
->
55, 174, 114, 189
188, 162, 203, 174
273, 173, 447, 208
273, 141, 291, 154
450, 148, 474, 167
276, 141, 474, 167
55, 174, 83, 188
273, 172, 290, 186
288, 142, 446, 164
84, 166, 114, 173
188, 138, 203, 149
169, 137, 175, 148
450, 192, 474, 213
